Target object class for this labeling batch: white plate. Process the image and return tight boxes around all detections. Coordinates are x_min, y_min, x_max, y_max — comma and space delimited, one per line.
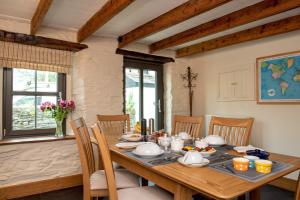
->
121, 134, 142, 142
199, 149, 217, 157
181, 149, 217, 157
177, 157, 210, 168
132, 149, 164, 158
233, 145, 263, 153
115, 142, 146, 149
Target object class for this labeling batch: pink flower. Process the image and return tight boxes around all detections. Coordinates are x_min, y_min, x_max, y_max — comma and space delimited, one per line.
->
40, 101, 53, 112
40, 105, 46, 112
67, 100, 75, 109
59, 100, 67, 108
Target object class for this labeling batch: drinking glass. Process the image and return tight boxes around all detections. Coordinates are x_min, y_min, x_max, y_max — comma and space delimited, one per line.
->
159, 137, 171, 152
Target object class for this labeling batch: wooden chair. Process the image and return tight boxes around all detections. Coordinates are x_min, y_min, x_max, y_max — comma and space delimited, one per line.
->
70, 118, 140, 200
91, 124, 173, 200
172, 115, 204, 138
208, 116, 254, 146
97, 114, 130, 136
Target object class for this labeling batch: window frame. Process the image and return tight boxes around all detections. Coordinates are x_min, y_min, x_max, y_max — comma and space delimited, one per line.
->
3, 68, 66, 138
123, 58, 164, 130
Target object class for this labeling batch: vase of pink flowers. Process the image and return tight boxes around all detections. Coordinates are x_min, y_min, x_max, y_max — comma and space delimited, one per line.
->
40, 99, 75, 138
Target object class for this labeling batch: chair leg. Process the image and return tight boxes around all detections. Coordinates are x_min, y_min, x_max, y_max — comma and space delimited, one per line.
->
83, 186, 92, 200
295, 172, 300, 200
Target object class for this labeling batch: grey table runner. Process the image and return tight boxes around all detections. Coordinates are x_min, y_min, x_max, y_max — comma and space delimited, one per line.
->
122, 151, 181, 167
209, 159, 293, 182
122, 145, 293, 182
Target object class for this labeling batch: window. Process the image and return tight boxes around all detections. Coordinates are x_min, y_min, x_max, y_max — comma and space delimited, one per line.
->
3, 68, 66, 137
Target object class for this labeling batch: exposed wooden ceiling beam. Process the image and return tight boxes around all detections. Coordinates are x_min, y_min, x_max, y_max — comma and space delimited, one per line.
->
118, 0, 232, 48
30, 0, 53, 35
176, 14, 300, 58
150, 0, 300, 53
116, 48, 174, 64
77, 0, 135, 42
0, 29, 88, 52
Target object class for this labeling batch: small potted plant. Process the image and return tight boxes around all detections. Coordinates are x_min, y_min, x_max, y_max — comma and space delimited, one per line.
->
40, 99, 75, 138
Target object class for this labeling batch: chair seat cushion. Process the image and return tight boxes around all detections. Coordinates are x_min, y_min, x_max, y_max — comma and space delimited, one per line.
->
118, 186, 173, 200
90, 169, 139, 190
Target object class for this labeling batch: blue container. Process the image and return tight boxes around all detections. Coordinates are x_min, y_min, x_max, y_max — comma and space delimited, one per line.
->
244, 155, 259, 169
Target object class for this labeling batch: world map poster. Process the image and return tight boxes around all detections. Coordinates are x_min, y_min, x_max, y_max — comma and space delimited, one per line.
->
257, 51, 300, 103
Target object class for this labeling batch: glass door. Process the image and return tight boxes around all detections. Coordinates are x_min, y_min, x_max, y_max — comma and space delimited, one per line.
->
124, 58, 164, 130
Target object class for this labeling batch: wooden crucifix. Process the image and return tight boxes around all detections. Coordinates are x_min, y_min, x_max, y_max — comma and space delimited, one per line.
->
181, 67, 198, 116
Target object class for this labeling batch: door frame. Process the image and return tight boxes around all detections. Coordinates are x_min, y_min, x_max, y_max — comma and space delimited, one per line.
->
123, 58, 164, 129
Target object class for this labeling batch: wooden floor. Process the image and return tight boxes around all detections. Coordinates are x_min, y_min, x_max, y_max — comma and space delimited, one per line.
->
11, 185, 294, 200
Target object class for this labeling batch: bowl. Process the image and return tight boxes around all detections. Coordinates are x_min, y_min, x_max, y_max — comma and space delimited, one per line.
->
195, 140, 209, 149
135, 142, 162, 155
204, 135, 226, 146
233, 157, 249, 171
178, 132, 190, 140
182, 151, 203, 164
255, 159, 272, 174
246, 149, 270, 160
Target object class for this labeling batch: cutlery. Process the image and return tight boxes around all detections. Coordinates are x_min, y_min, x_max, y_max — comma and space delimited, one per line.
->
222, 163, 236, 174
149, 155, 179, 165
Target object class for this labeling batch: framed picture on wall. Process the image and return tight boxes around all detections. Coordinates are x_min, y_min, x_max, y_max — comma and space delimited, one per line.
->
256, 51, 300, 104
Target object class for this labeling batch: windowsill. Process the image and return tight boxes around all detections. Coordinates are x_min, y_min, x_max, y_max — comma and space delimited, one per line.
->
0, 135, 75, 146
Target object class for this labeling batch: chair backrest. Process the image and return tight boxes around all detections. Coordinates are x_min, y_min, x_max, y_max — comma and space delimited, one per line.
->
208, 116, 254, 146
91, 124, 118, 200
70, 118, 95, 185
172, 115, 204, 138
97, 114, 130, 136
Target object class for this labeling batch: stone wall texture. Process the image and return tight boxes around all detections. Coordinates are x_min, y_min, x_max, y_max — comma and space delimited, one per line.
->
0, 140, 81, 187
0, 27, 191, 187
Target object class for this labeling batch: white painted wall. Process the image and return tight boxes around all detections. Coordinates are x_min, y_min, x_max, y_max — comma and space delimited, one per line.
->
0, 25, 192, 187
190, 30, 300, 179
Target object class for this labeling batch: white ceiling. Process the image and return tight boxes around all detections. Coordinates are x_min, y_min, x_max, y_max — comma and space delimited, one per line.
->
0, 0, 299, 50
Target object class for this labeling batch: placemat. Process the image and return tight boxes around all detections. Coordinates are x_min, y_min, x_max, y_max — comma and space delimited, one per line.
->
210, 160, 293, 182
122, 151, 181, 167
214, 144, 234, 152
207, 151, 236, 165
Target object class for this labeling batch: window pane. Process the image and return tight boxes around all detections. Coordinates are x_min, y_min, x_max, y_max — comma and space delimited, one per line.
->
13, 69, 35, 91
143, 70, 157, 130
37, 96, 57, 129
125, 68, 140, 127
12, 95, 35, 130
37, 71, 58, 92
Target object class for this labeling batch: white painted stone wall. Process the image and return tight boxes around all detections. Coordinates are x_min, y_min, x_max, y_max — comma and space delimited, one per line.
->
0, 140, 81, 187
0, 24, 191, 187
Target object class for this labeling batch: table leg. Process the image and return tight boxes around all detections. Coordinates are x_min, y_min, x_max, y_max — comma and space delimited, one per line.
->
250, 188, 260, 200
174, 185, 193, 200
295, 172, 300, 200
141, 178, 148, 186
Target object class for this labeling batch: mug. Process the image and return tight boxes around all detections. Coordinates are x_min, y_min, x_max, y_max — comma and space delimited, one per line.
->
233, 157, 249, 171
182, 151, 203, 164
244, 155, 259, 169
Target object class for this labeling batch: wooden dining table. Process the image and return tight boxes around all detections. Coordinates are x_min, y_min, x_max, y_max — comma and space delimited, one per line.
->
106, 136, 300, 200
